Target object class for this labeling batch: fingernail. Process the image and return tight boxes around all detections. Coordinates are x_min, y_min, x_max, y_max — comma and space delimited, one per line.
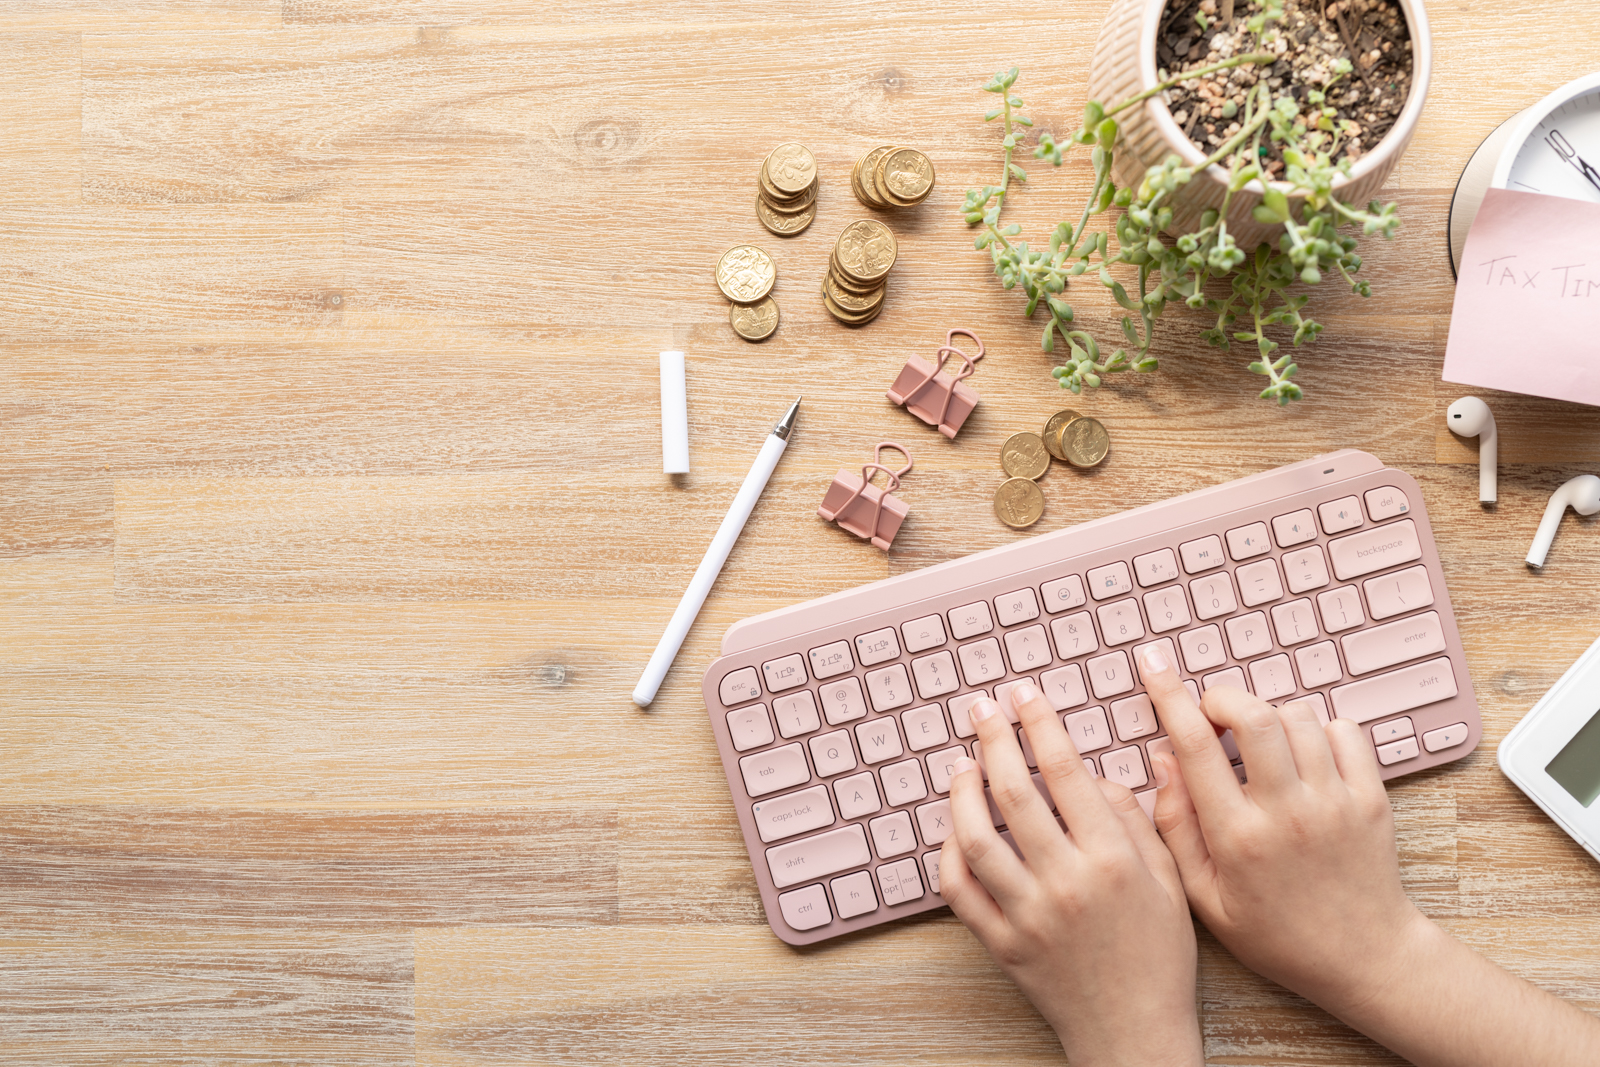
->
969, 698, 998, 724
1152, 753, 1170, 788
1141, 644, 1170, 675
952, 756, 977, 776
1013, 681, 1039, 703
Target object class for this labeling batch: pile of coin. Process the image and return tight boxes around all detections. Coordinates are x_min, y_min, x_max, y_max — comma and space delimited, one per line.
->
852, 145, 936, 210
716, 244, 780, 342
993, 409, 1111, 529
757, 143, 818, 238
824, 219, 897, 326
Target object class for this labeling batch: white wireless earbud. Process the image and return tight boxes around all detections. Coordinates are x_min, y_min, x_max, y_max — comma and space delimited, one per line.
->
1446, 396, 1497, 504
1527, 475, 1600, 569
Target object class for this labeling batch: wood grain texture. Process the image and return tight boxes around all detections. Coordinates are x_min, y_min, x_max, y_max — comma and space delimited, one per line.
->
4, 0, 1600, 1062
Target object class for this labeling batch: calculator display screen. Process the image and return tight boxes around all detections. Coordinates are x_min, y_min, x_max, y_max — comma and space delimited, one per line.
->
1546, 706, 1600, 807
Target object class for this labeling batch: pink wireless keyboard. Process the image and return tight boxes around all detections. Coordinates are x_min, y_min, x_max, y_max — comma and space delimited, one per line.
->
702, 450, 1482, 945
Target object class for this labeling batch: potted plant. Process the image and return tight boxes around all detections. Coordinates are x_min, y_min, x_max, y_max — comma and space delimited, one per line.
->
963, 0, 1431, 402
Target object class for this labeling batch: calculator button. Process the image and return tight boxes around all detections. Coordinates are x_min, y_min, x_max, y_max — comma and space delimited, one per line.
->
1189, 571, 1238, 620
1282, 545, 1331, 594
1110, 694, 1159, 742
854, 627, 901, 666
808, 640, 854, 680
1236, 558, 1284, 607
957, 637, 1006, 686
1318, 496, 1364, 534
777, 883, 832, 929
1040, 574, 1087, 611
1049, 611, 1100, 659
910, 650, 959, 700
809, 730, 858, 777
1270, 598, 1320, 646
1293, 641, 1343, 688
1133, 548, 1180, 587
876, 856, 925, 903
1039, 663, 1090, 710
719, 666, 763, 706
773, 691, 821, 738
1316, 585, 1366, 633
868, 811, 917, 859
1329, 656, 1457, 724
1376, 736, 1420, 766
1063, 706, 1113, 753
739, 742, 811, 798
1101, 745, 1149, 789
727, 704, 775, 752
1095, 597, 1146, 646
854, 715, 905, 764
1179, 625, 1226, 673
864, 664, 914, 712
914, 799, 953, 846
1422, 721, 1470, 752
995, 587, 1041, 626
1371, 716, 1415, 744
1225, 611, 1271, 659
767, 823, 871, 889
1143, 585, 1192, 633
751, 784, 834, 843
881, 758, 929, 807
1340, 610, 1445, 676
1088, 562, 1134, 600
1328, 519, 1422, 581
1363, 564, 1435, 621
1248, 654, 1295, 700
819, 676, 869, 724
762, 653, 808, 693
901, 613, 947, 653
1179, 535, 1226, 573
1003, 624, 1053, 673
1226, 522, 1272, 561
900, 704, 950, 751
830, 870, 879, 918
1086, 650, 1135, 699
1364, 485, 1411, 521
949, 601, 994, 639
1272, 509, 1318, 547
833, 771, 882, 819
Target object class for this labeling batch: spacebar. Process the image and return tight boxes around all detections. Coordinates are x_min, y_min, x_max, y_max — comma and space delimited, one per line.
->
765, 824, 871, 889
1329, 656, 1458, 724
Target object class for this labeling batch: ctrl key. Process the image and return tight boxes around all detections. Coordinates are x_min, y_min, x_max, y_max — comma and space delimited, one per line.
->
777, 883, 832, 932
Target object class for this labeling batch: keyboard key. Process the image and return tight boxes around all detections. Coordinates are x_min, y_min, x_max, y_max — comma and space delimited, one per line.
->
830, 870, 879, 919
855, 627, 901, 666
1184, 679, 1202, 704
1225, 611, 1271, 659
740, 742, 812, 798
910, 650, 960, 700
881, 758, 929, 806
1063, 706, 1113, 753
958, 637, 1006, 686
1236, 558, 1284, 607
1364, 485, 1411, 521
1219, 730, 1240, 760
1282, 545, 1331, 594
995, 587, 1041, 626
1272, 508, 1318, 548
1179, 534, 1226, 573
808, 642, 853, 681
1249, 654, 1295, 700
1082, 757, 1100, 777
1226, 522, 1272, 561
1134, 789, 1158, 822
901, 704, 950, 752
1146, 735, 1175, 766
1286, 691, 1331, 725
778, 883, 832, 930
1423, 721, 1470, 752
854, 716, 905, 764
1130, 637, 1178, 684
809, 730, 858, 777
1096, 598, 1147, 646
864, 663, 914, 712
1111, 693, 1160, 741
1329, 656, 1457, 724
922, 851, 942, 894
1086, 650, 1135, 699
752, 784, 835, 843
1143, 585, 1192, 633
820, 676, 869, 725
1040, 663, 1090, 710
1049, 611, 1100, 659
914, 798, 953, 846
1179, 625, 1227, 672
834, 771, 882, 819
1190, 571, 1238, 620
1376, 736, 1420, 766
727, 704, 775, 752
1003, 624, 1053, 673
869, 810, 916, 858
1041, 574, 1087, 612
1294, 641, 1343, 688
767, 823, 871, 888
1231, 761, 1249, 784
876, 856, 925, 904
1317, 584, 1366, 633
1319, 496, 1363, 534
995, 677, 1039, 722
901, 613, 947, 653
947, 691, 990, 738
983, 774, 1055, 823
762, 654, 809, 693
1341, 611, 1445, 676
1329, 519, 1422, 581
1088, 562, 1134, 600
774, 690, 821, 738
926, 746, 967, 793
1101, 745, 1149, 789
720, 666, 763, 707
1133, 548, 1180, 587
1363, 564, 1435, 621
1203, 666, 1248, 693
1270, 598, 1320, 646
1371, 716, 1415, 744
949, 601, 994, 640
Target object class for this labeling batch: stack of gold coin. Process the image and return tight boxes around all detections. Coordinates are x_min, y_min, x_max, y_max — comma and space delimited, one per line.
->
852, 145, 935, 210
757, 143, 818, 238
716, 244, 780, 343
824, 219, 897, 326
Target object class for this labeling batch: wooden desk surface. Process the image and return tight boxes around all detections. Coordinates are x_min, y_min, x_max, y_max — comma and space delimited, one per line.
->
4, 1, 1600, 1062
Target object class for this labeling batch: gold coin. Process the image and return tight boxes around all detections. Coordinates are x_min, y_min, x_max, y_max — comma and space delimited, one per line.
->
827, 258, 885, 296
1001, 432, 1051, 480
1062, 416, 1111, 468
766, 142, 817, 196
823, 288, 883, 326
1042, 409, 1082, 463
833, 220, 898, 284
757, 196, 815, 237
716, 244, 776, 304
761, 180, 817, 214
994, 477, 1046, 529
878, 147, 935, 205
822, 272, 885, 313
730, 295, 780, 341
853, 145, 895, 209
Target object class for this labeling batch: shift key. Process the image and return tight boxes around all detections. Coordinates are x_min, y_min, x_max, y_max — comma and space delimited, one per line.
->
766, 823, 871, 889
1330, 656, 1457, 724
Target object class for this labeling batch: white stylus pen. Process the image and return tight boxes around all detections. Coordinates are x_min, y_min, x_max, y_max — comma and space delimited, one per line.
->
632, 398, 801, 708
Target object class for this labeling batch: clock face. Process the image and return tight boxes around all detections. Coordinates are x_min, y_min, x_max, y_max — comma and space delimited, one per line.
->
1503, 85, 1600, 202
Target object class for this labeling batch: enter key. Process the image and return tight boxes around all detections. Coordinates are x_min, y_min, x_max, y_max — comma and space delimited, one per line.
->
1340, 611, 1446, 676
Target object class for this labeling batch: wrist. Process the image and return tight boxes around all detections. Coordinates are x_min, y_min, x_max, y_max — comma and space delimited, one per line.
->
1056, 1010, 1204, 1067
1314, 904, 1441, 1023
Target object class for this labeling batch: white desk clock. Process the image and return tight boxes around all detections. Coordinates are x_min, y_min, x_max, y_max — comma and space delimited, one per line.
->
1499, 634, 1600, 865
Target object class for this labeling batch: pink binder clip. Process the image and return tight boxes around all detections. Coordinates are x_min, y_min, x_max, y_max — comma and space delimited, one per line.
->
886, 328, 985, 439
818, 442, 913, 551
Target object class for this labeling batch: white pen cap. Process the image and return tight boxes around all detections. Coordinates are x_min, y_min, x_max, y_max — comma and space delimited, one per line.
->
660, 350, 689, 474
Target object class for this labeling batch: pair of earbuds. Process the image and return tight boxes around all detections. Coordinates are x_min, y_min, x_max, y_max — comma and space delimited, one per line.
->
1446, 396, 1599, 569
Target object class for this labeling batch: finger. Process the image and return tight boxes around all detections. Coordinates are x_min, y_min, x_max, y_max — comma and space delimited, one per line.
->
1326, 716, 1386, 799
970, 697, 1067, 868
1010, 680, 1120, 849
1150, 752, 1220, 908
1199, 684, 1302, 800
1278, 700, 1341, 789
938, 833, 1005, 935
1138, 643, 1247, 822
948, 754, 1031, 904
1095, 775, 1185, 905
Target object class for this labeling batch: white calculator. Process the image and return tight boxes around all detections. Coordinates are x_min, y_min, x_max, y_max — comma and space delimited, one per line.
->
1498, 634, 1600, 865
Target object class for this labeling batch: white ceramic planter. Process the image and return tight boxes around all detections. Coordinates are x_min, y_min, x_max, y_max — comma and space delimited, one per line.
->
1084, 0, 1431, 248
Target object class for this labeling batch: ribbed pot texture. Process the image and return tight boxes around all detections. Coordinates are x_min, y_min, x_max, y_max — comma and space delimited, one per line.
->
1084, 0, 1431, 249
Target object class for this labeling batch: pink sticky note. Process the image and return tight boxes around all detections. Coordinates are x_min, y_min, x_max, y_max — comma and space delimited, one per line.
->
1442, 188, 1600, 407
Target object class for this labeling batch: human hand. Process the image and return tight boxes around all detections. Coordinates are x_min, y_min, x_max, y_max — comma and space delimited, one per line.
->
1139, 644, 1428, 1014
940, 681, 1203, 1066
